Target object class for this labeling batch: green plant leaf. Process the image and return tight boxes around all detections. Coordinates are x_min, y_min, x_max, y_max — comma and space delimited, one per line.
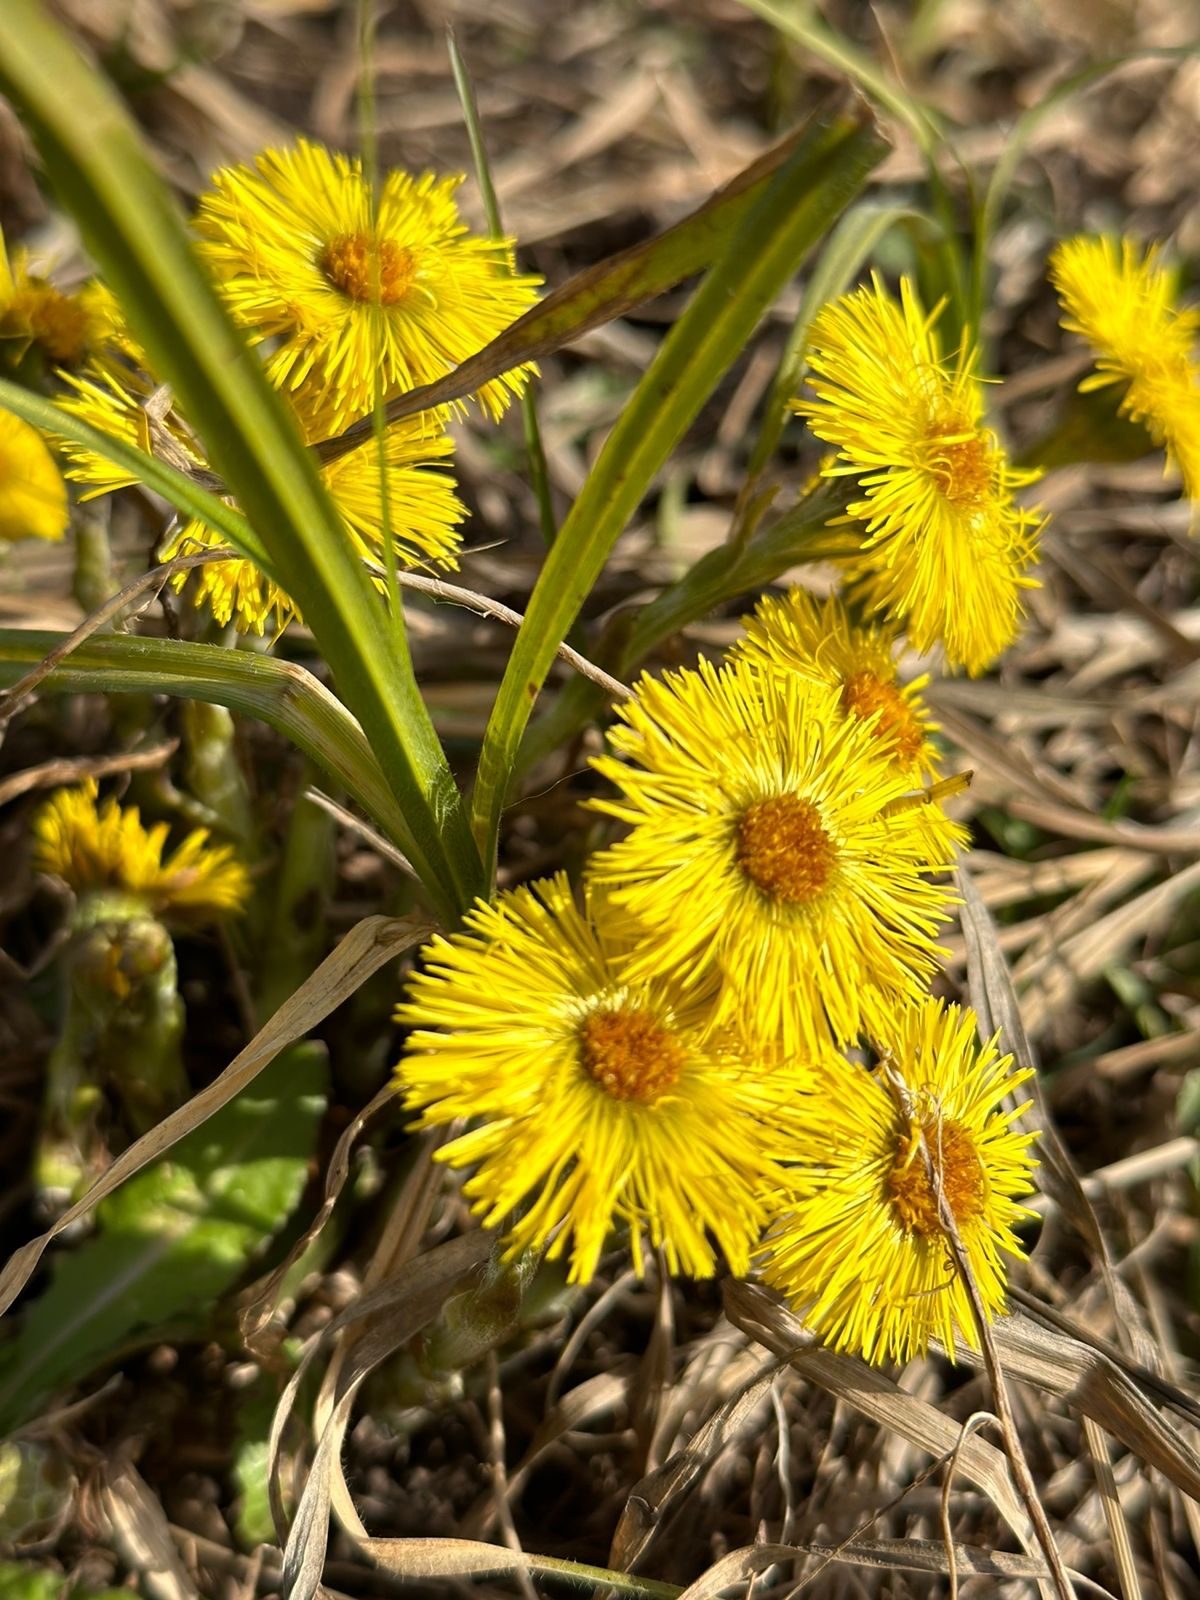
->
0, 1047, 327, 1432
0, 1566, 67, 1600
0, 631, 415, 852
468, 105, 887, 872
0, 0, 480, 922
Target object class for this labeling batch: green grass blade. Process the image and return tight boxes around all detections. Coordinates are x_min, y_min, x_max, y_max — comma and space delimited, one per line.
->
447, 28, 557, 547
319, 107, 864, 457
0, 0, 480, 923
0, 631, 417, 860
742, 0, 941, 151
468, 107, 887, 871
969, 46, 1194, 334
0, 380, 270, 565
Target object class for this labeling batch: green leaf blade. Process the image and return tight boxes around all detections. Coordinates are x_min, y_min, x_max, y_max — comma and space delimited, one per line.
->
468, 106, 887, 872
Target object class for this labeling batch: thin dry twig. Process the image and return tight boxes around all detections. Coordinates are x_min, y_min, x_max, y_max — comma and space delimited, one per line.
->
0, 739, 179, 807
897, 1082, 1075, 1600
0, 549, 234, 731
365, 562, 633, 700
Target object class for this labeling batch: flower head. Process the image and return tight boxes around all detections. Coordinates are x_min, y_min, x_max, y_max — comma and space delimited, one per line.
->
33, 779, 249, 921
731, 587, 940, 778
53, 364, 463, 634
195, 139, 542, 432
0, 237, 115, 369
794, 276, 1043, 676
0, 406, 69, 543
587, 659, 965, 1054
1050, 235, 1200, 502
761, 997, 1038, 1364
396, 873, 805, 1283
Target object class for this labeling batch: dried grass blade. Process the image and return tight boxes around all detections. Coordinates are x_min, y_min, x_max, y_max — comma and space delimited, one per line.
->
240, 1080, 400, 1352
611, 1368, 778, 1569
1081, 1415, 1143, 1600
968, 1313, 1200, 1500
957, 865, 1117, 1273
675, 1538, 1051, 1597
0, 914, 432, 1319
723, 1280, 1037, 1554
355, 1536, 681, 1599
282, 1232, 493, 1600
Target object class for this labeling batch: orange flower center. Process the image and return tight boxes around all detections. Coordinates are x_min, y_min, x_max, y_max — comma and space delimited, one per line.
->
736, 795, 835, 904
842, 671, 926, 764
888, 1114, 985, 1237
20, 283, 90, 365
320, 232, 417, 305
580, 1007, 685, 1104
925, 416, 993, 504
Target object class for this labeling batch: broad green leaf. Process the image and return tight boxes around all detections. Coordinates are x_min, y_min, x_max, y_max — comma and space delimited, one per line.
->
0, 0, 480, 923
0, 631, 412, 852
319, 109, 866, 457
0, 1567, 66, 1600
0, 1047, 327, 1432
469, 107, 887, 871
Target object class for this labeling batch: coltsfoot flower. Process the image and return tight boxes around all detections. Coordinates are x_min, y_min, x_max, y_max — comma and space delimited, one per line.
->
0, 237, 115, 369
195, 139, 542, 432
587, 659, 965, 1054
731, 587, 940, 778
395, 874, 807, 1284
794, 275, 1043, 676
54, 366, 464, 634
33, 778, 248, 921
1050, 235, 1200, 503
0, 406, 68, 543
761, 997, 1039, 1364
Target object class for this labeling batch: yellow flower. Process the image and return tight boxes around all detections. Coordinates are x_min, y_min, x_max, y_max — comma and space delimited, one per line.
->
761, 998, 1038, 1365
194, 138, 542, 433
0, 406, 69, 543
1050, 235, 1200, 503
0, 236, 115, 369
586, 659, 965, 1055
794, 276, 1043, 676
53, 366, 464, 634
396, 874, 804, 1284
731, 587, 940, 778
33, 778, 249, 921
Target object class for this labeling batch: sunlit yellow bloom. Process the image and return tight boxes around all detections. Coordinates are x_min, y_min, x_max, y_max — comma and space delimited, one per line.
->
53, 366, 464, 634
0, 237, 115, 369
1050, 235, 1200, 503
731, 587, 940, 778
33, 778, 248, 921
54, 369, 202, 501
396, 873, 806, 1284
194, 138, 542, 433
761, 997, 1038, 1365
794, 276, 1043, 676
587, 659, 964, 1055
0, 406, 69, 543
